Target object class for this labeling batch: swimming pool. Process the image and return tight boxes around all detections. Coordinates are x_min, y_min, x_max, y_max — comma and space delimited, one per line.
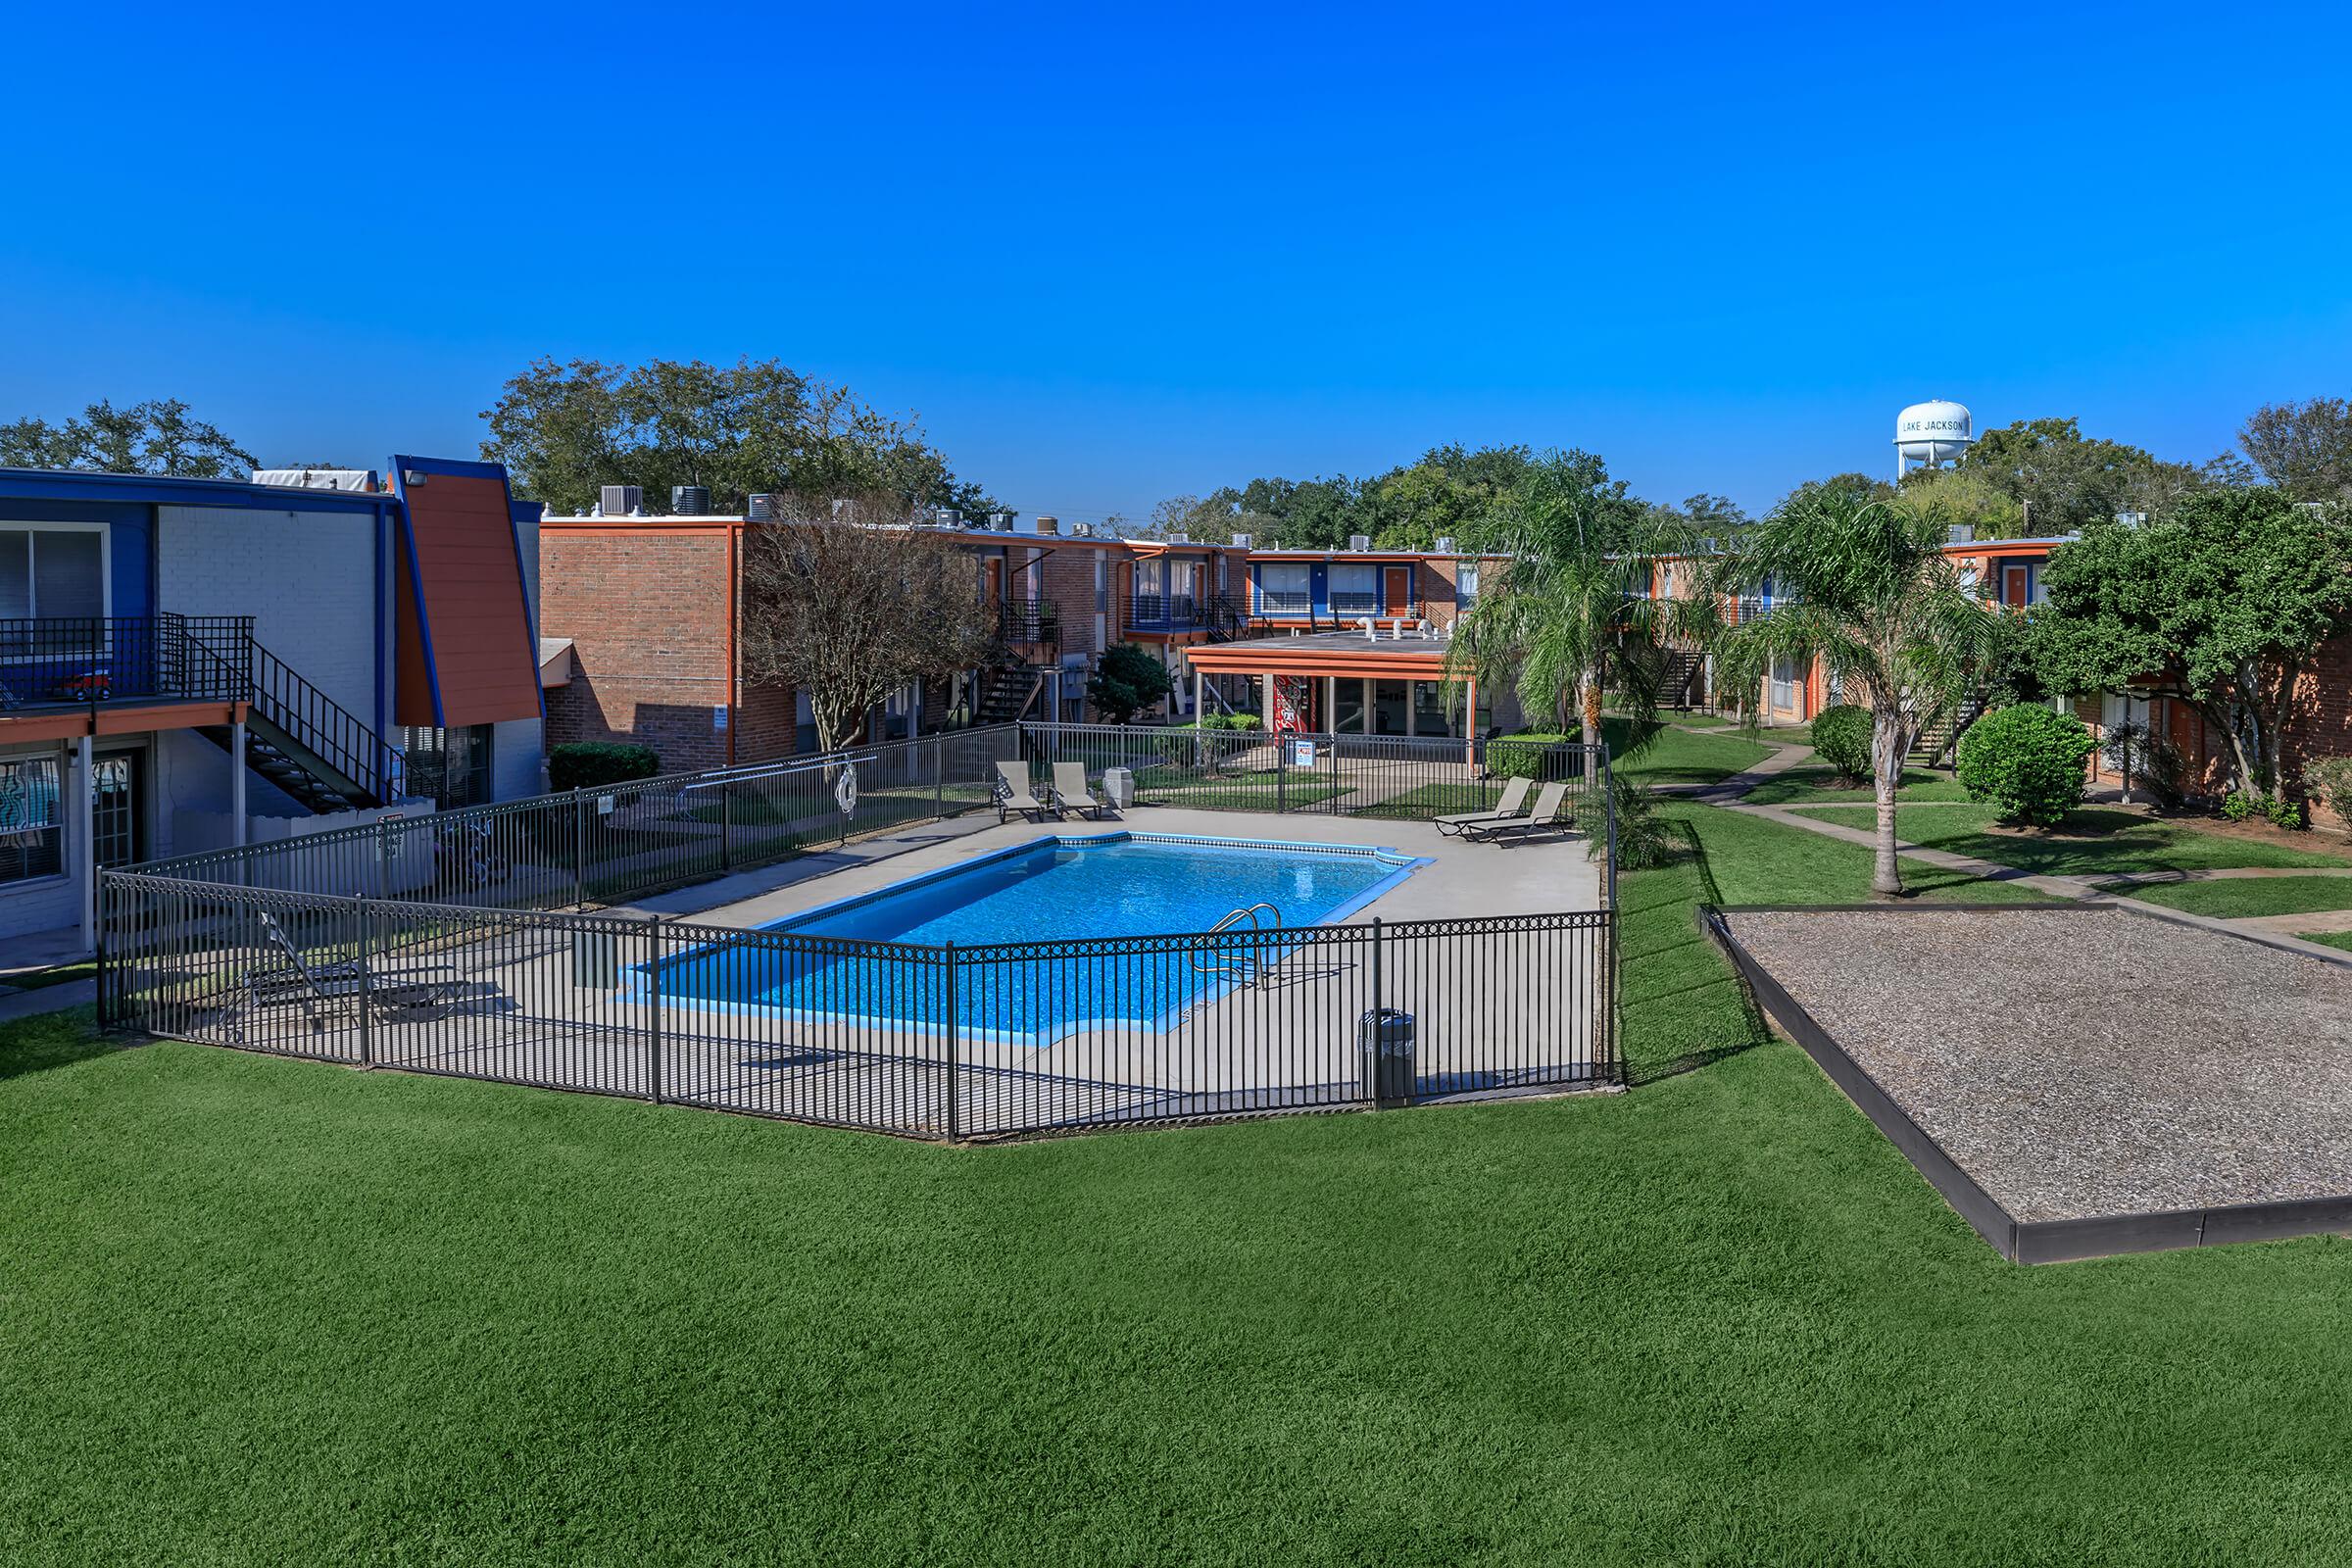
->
656, 832, 1427, 1044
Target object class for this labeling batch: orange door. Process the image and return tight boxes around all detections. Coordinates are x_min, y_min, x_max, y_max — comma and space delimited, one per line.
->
1383, 565, 1411, 614
2002, 564, 2030, 608
984, 558, 1003, 607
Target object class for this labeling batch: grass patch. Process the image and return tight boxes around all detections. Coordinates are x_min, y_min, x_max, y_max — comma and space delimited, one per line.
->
2119, 876, 2352, 919
1598, 716, 1772, 789
1791, 804, 2352, 877
2299, 930, 2352, 953
0, 959, 97, 992
5, 810, 2338, 1563
1741, 766, 1973, 806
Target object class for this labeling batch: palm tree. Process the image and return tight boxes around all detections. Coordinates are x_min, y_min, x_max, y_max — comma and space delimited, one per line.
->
1698, 482, 1995, 897
1451, 451, 1684, 749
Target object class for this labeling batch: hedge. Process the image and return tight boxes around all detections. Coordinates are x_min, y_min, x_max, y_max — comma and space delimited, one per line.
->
549, 742, 662, 792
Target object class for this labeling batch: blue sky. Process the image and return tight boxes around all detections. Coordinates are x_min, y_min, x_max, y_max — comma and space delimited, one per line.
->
6, 2, 2351, 519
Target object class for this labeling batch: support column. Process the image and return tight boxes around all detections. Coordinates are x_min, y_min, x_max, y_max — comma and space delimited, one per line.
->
231, 715, 249, 848
1323, 676, 1336, 736
1260, 673, 1275, 729
76, 735, 95, 955
1464, 674, 1478, 761
1406, 681, 1420, 737
1193, 667, 1202, 725
1359, 678, 1373, 734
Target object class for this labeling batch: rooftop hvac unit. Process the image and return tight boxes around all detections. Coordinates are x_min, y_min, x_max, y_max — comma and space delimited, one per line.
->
1068, 521, 1095, 537
1170, 532, 1190, 543
601, 484, 644, 517
1231, 532, 1251, 548
1947, 523, 1975, 544
1434, 535, 1455, 554
1348, 533, 1371, 552
671, 485, 710, 514
747, 493, 777, 521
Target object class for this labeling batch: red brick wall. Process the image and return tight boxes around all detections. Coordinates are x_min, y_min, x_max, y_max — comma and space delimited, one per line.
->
538, 527, 734, 772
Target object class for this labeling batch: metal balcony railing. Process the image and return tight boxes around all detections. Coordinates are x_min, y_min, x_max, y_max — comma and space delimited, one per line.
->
997, 597, 1061, 645
0, 615, 253, 713
1123, 593, 1201, 629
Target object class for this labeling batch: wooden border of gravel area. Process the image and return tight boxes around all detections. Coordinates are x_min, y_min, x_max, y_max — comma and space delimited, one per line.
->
1695, 902, 2352, 1266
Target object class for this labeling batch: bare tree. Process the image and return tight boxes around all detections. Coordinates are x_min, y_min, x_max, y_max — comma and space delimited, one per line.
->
738, 499, 999, 753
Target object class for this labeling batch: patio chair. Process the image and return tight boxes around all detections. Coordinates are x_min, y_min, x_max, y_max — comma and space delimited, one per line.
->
1465, 781, 1571, 845
232, 910, 465, 1039
1051, 760, 1109, 820
994, 760, 1052, 823
1435, 775, 1531, 838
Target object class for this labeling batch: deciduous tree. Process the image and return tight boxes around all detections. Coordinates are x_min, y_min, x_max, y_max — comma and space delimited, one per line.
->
0, 398, 257, 478
2236, 397, 2352, 503
736, 500, 997, 753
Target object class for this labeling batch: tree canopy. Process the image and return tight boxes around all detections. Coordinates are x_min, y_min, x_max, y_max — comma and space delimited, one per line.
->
2027, 488, 2352, 796
478, 358, 997, 518
2236, 397, 2352, 504
0, 398, 258, 479
1165, 443, 1542, 551
1955, 416, 2210, 531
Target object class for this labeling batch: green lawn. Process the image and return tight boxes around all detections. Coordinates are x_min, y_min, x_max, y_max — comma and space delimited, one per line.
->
1740, 765, 1973, 807
1791, 804, 2352, 877
2300, 930, 2352, 953
1601, 715, 1773, 789
2119, 875, 2352, 920
52, 806, 2344, 1564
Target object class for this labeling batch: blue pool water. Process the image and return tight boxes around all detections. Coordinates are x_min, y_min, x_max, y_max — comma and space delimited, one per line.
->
657, 832, 1425, 1043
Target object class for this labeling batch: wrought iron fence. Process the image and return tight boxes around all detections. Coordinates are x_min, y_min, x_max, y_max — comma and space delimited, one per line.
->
1019, 722, 1608, 824
133, 724, 1026, 911
99, 719, 1617, 1140
0, 614, 253, 711
99, 877, 1612, 1140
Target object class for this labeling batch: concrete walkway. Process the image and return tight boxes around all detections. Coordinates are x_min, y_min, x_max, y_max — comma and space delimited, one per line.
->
0, 980, 96, 1023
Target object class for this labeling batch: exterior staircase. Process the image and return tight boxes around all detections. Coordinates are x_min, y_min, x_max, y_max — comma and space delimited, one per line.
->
976, 662, 1045, 726
1909, 690, 1988, 769
182, 621, 406, 812
1659, 647, 1706, 710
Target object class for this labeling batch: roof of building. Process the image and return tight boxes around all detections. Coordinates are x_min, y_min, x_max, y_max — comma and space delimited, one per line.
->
0, 466, 401, 514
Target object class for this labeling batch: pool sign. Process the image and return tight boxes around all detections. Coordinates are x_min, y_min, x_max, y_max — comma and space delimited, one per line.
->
1291, 739, 1317, 767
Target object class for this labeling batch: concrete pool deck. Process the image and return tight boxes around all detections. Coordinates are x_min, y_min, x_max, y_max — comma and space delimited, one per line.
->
1709, 902, 2352, 1262
153, 804, 1610, 1140
615, 805, 1606, 932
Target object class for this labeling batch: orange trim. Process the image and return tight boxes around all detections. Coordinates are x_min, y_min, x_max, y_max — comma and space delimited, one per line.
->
1184, 646, 1452, 679
0, 700, 244, 745
725, 522, 739, 766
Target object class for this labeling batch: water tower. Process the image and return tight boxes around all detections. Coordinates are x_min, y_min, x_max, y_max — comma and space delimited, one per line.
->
1893, 399, 1973, 479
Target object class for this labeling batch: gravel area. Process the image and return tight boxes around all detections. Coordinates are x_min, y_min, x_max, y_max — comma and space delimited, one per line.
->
1723, 906, 2352, 1223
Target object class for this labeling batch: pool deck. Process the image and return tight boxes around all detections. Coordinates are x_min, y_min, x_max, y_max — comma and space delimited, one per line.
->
164, 805, 1610, 1140
615, 805, 1604, 932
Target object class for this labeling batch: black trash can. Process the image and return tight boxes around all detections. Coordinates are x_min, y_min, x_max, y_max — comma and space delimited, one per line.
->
1359, 1007, 1416, 1107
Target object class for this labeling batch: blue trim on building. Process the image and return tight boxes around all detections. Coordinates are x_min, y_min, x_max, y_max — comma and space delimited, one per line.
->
385, 465, 446, 727
0, 466, 393, 514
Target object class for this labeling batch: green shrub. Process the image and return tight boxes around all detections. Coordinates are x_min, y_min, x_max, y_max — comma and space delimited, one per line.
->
1954, 704, 2095, 827
1490, 732, 1572, 780
1087, 644, 1176, 724
1809, 704, 1874, 784
1575, 770, 1671, 870
549, 741, 662, 792
2227, 790, 2307, 829
2302, 755, 2352, 830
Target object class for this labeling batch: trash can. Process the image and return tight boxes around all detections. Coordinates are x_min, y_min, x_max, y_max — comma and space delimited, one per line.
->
1359, 1007, 1416, 1107
1102, 766, 1134, 811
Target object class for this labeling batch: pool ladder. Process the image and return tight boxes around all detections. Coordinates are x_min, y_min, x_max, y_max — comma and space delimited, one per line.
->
1192, 902, 1283, 989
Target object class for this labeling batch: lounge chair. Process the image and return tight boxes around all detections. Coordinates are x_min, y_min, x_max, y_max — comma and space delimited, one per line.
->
1051, 760, 1109, 820
994, 760, 1052, 823
232, 910, 464, 1039
1435, 775, 1531, 837
1465, 781, 1571, 845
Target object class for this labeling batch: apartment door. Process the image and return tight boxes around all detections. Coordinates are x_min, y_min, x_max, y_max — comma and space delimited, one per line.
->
1383, 565, 1411, 615
984, 558, 1004, 608
2001, 563, 2032, 608
90, 752, 143, 870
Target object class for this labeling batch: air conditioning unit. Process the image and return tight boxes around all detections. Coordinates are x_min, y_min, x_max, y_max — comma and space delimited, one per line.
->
1231, 532, 1251, 549
1434, 535, 1455, 554
1947, 523, 1975, 544
747, 493, 778, 521
1348, 533, 1371, 552
671, 485, 710, 515
601, 484, 643, 517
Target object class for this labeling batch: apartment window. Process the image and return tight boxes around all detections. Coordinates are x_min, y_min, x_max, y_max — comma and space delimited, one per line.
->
0, 527, 107, 621
399, 724, 495, 809
1329, 564, 1377, 614
0, 753, 65, 886
1256, 564, 1309, 613
1093, 555, 1107, 613
1770, 657, 1797, 712
1456, 562, 1480, 608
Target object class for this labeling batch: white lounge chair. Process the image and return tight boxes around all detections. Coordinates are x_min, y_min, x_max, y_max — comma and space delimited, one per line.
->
1052, 760, 1109, 820
994, 760, 1051, 823
1435, 775, 1531, 838
1466, 780, 1571, 845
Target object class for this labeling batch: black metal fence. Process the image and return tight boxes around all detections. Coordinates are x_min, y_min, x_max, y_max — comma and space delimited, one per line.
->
99, 877, 1612, 1140
100, 719, 1617, 1139
0, 614, 253, 711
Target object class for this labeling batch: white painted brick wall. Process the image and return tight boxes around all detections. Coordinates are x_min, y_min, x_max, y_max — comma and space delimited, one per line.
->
156, 505, 382, 724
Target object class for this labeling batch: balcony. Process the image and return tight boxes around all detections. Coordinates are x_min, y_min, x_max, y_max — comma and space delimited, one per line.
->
0, 615, 253, 715
997, 596, 1062, 646
1123, 592, 1202, 631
